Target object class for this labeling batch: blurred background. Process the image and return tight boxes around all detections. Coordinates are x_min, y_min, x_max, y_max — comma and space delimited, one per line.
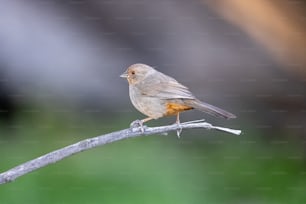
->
1, 0, 306, 203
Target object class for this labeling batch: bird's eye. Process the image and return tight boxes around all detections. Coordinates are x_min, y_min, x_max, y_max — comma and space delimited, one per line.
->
131, 71, 135, 75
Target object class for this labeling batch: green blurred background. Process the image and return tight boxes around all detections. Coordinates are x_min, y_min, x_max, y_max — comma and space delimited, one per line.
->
1, 105, 305, 203
1, 0, 306, 203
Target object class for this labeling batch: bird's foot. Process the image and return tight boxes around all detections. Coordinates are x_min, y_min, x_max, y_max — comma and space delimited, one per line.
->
130, 119, 146, 133
176, 122, 183, 138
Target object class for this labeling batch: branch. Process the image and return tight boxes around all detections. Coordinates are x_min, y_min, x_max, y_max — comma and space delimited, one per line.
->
0, 120, 241, 185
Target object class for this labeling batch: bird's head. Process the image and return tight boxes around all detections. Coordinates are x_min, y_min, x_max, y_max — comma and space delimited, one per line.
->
120, 63, 155, 85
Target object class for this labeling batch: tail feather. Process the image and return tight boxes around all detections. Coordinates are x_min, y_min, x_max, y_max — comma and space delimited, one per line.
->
186, 99, 236, 119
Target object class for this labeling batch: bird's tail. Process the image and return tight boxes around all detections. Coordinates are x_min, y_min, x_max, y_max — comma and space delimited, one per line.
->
186, 99, 236, 119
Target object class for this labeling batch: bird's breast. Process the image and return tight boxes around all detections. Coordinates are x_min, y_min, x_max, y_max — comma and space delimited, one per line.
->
129, 85, 166, 119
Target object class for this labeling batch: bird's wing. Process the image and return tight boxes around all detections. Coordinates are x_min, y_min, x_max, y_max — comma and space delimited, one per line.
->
138, 71, 195, 99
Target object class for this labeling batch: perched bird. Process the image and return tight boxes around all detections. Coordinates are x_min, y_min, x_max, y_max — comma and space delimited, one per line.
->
120, 63, 236, 128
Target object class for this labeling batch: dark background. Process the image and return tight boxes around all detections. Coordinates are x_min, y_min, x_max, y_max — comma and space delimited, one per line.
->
1, 0, 306, 203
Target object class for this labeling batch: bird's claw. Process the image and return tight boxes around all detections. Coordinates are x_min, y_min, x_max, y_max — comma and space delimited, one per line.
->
130, 119, 143, 128
130, 119, 146, 133
176, 122, 182, 138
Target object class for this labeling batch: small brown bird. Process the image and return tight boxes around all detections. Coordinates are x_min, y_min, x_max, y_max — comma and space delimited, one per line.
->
120, 63, 236, 127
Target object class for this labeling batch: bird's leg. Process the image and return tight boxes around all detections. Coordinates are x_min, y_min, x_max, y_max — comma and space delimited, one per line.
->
176, 113, 182, 138
130, 117, 153, 133
142, 117, 154, 123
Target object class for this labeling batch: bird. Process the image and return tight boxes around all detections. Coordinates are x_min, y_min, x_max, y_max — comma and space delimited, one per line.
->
120, 63, 236, 130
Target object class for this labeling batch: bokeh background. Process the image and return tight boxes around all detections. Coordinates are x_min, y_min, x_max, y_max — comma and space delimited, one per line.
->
1, 0, 306, 203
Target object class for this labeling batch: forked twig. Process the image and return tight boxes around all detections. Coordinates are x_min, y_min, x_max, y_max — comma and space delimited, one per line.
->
0, 120, 241, 185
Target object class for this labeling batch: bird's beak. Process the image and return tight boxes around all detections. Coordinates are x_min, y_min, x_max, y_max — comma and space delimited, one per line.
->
120, 70, 128, 78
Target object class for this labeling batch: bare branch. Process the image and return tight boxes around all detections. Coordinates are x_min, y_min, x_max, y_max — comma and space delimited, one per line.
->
0, 120, 241, 185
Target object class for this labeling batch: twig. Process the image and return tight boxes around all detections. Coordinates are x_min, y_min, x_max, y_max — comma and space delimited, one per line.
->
0, 120, 241, 185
